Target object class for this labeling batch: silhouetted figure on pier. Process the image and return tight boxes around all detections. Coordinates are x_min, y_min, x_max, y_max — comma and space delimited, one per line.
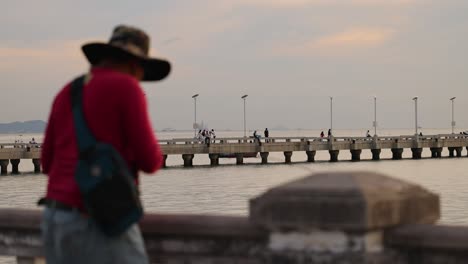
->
253, 130, 261, 145
264, 128, 269, 142
366, 130, 371, 138
320, 131, 324, 138
328, 129, 332, 137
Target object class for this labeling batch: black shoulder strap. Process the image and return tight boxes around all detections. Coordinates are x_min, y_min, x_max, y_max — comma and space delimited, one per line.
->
70, 75, 96, 153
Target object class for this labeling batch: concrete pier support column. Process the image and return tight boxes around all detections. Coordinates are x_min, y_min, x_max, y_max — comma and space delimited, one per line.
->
430, 148, 438, 158
455, 147, 463, 157
0, 160, 8, 175
283, 151, 292, 164
235, 153, 244, 165
250, 171, 440, 263
10, 159, 20, 174
448, 147, 455, 157
162, 155, 168, 168
260, 152, 269, 164
391, 148, 403, 160
371, 149, 381, 160
182, 154, 194, 167
305, 150, 316, 162
436, 147, 443, 158
329, 150, 339, 162
411, 148, 423, 159
208, 154, 219, 166
32, 159, 41, 173
350, 149, 362, 161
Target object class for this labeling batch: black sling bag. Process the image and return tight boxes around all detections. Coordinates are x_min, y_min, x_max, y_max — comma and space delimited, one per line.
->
70, 75, 143, 236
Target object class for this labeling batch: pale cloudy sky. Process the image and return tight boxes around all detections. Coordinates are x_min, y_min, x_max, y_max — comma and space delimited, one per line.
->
1, 0, 468, 132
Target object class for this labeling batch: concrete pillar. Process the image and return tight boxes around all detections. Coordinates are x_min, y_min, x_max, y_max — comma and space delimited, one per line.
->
430, 148, 438, 158
182, 154, 194, 167
305, 150, 316, 162
283, 151, 292, 164
260, 152, 269, 164
236, 153, 244, 165
436, 147, 443, 158
371, 149, 381, 160
411, 148, 422, 159
391, 148, 403, 160
0, 160, 8, 175
10, 159, 20, 174
350, 149, 362, 161
448, 147, 455, 157
162, 155, 167, 168
455, 147, 463, 157
208, 154, 219, 166
250, 171, 440, 263
32, 159, 41, 173
329, 150, 339, 162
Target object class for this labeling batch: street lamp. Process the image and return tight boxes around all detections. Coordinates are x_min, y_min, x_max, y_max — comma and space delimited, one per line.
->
192, 94, 199, 137
330, 96, 333, 134
373, 96, 377, 136
412, 96, 418, 136
450, 97, 456, 134
241, 95, 248, 137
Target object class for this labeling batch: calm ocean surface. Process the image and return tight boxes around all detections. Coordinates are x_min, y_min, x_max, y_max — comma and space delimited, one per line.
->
0, 129, 467, 226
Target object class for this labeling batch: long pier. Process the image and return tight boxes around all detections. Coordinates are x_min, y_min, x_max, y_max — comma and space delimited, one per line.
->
0, 134, 467, 173
160, 134, 468, 167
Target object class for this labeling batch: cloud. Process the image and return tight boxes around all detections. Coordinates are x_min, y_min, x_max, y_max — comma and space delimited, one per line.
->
271, 27, 396, 56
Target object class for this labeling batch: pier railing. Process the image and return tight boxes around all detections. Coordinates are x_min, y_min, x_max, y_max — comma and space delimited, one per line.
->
2, 171, 468, 263
1, 134, 468, 172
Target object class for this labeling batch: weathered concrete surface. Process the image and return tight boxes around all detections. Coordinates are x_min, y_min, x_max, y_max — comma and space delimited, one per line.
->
249, 171, 439, 232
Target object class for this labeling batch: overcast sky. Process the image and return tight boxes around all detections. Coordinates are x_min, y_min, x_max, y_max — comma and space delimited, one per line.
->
1, 0, 468, 132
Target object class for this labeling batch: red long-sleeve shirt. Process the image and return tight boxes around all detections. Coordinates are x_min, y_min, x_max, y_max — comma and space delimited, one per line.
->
41, 67, 163, 210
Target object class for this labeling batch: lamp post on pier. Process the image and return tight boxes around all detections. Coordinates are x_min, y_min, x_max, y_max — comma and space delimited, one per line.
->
450, 97, 456, 134
330, 96, 333, 135
241, 95, 248, 137
412, 96, 418, 136
373, 96, 377, 136
192, 94, 199, 137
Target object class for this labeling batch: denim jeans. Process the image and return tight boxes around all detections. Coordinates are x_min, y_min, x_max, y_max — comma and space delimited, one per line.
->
41, 208, 149, 264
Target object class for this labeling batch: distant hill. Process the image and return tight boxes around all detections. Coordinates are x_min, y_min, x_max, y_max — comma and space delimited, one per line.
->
0, 120, 46, 134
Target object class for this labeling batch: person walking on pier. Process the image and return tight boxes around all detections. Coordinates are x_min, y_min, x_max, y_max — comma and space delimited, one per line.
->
320, 131, 324, 138
40, 25, 170, 264
328, 129, 332, 137
264, 128, 269, 143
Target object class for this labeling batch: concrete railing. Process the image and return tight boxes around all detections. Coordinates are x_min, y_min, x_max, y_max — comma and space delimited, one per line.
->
1, 171, 468, 263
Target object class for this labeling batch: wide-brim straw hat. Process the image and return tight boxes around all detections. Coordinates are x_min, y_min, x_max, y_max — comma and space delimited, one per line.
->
82, 25, 171, 81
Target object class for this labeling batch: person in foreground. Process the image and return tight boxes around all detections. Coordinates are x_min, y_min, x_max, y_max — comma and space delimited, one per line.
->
40, 25, 171, 264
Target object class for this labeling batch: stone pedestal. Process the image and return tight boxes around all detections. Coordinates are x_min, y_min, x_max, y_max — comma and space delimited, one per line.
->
250, 171, 440, 263
10, 159, 20, 174
283, 151, 292, 164
350, 149, 362, 161
208, 154, 219, 166
236, 153, 244, 165
329, 150, 339, 162
162, 155, 168, 168
455, 147, 463, 157
32, 159, 40, 173
448, 147, 455, 157
391, 148, 403, 160
411, 148, 422, 159
0, 160, 8, 175
305, 151, 316, 162
260, 152, 269, 164
371, 149, 381, 160
182, 154, 194, 167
